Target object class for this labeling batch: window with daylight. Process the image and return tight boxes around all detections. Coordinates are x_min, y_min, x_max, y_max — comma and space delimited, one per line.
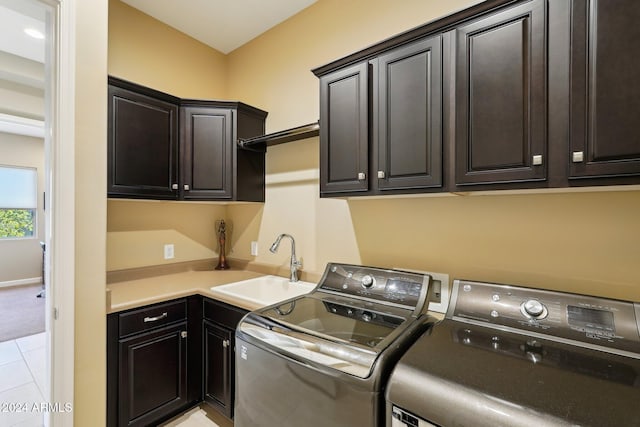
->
0, 165, 37, 239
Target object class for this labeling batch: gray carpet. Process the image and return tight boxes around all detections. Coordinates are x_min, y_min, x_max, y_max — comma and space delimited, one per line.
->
0, 284, 45, 342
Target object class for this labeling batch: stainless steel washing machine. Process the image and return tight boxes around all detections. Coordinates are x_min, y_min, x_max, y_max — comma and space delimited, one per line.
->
386, 279, 640, 427
234, 262, 437, 427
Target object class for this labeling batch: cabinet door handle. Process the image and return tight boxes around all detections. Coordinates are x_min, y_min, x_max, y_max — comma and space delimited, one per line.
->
222, 339, 230, 348
357, 172, 366, 180
572, 151, 584, 163
184, 184, 190, 191
171, 184, 178, 190
181, 331, 188, 339
143, 312, 168, 323
532, 155, 543, 166
377, 170, 386, 179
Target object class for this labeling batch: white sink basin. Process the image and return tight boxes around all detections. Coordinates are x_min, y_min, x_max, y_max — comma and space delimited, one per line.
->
210, 275, 316, 306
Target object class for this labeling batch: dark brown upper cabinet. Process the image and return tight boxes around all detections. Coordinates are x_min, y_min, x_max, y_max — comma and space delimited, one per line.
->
453, 0, 546, 187
108, 77, 267, 202
319, 62, 369, 195
569, 0, 640, 179
316, 35, 443, 197
374, 36, 443, 192
108, 82, 179, 199
180, 101, 267, 201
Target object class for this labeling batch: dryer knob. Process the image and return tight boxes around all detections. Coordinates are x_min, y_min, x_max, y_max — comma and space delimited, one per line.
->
523, 299, 545, 317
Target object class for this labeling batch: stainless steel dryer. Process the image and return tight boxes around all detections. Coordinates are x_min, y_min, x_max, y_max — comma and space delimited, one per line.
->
234, 263, 437, 427
386, 279, 640, 427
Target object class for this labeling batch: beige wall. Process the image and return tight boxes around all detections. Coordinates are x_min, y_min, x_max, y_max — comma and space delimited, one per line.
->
108, 0, 227, 99
0, 132, 44, 284
75, 0, 108, 424
107, 200, 226, 270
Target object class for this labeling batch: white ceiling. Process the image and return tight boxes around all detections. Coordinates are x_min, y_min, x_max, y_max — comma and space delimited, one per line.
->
0, 4, 45, 63
121, 0, 318, 54
0, 1, 46, 133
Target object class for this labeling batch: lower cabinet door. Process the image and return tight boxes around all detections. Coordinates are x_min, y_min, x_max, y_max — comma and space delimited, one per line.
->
203, 320, 233, 418
118, 323, 188, 427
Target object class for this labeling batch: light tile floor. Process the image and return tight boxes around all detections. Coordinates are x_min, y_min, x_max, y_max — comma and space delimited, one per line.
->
161, 404, 233, 427
0, 333, 46, 427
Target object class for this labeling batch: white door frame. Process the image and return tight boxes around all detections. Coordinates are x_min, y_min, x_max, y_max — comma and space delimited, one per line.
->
44, 0, 75, 425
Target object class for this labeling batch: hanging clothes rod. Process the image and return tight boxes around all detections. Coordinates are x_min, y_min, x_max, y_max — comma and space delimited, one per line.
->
237, 121, 319, 149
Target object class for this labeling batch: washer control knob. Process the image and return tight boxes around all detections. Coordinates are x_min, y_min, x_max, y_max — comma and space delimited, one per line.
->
522, 299, 547, 319
361, 275, 374, 288
362, 312, 372, 322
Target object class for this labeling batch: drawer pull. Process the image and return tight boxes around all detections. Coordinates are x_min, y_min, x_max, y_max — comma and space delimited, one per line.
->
144, 312, 168, 323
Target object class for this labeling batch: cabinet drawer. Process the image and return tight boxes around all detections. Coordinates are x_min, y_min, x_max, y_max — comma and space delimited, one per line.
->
119, 299, 187, 337
203, 298, 247, 329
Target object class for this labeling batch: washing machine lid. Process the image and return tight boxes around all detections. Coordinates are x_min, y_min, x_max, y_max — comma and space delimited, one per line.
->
387, 320, 640, 427
239, 292, 419, 378
386, 280, 640, 427
257, 292, 411, 348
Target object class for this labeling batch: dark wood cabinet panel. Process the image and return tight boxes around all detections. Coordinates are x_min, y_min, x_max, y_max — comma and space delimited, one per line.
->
454, 0, 546, 186
375, 35, 442, 191
203, 321, 233, 418
569, 0, 640, 178
108, 84, 179, 199
181, 107, 233, 200
118, 323, 188, 427
319, 62, 369, 195
202, 298, 248, 420
318, 36, 443, 197
108, 77, 267, 202
107, 297, 200, 427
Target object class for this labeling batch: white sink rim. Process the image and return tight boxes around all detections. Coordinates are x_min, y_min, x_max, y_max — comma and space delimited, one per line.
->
210, 275, 316, 306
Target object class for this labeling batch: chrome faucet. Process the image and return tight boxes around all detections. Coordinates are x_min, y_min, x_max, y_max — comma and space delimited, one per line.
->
269, 233, 302, 282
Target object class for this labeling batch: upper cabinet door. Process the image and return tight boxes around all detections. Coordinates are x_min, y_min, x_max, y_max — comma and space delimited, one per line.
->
570, 0, 640, 178
108, 85, 179, 199
454, 0, 546, 186
319, 62, 369, 195
375, 36, 442, 191
181, 107, 233, 200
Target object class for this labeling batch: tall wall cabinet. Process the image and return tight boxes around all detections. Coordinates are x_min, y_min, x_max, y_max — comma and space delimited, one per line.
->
314, 0, 640, 197
108, 77, 267, 202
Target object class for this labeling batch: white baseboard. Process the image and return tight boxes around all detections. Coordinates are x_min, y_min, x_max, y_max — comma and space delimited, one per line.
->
0, 277, 43, 289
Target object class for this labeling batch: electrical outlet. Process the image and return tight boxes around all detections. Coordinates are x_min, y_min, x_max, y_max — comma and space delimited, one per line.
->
250, 241, 259, 256
164, 244, 175, 259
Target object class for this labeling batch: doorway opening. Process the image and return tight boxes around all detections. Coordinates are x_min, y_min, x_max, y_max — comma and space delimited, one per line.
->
0, 0, 68, 425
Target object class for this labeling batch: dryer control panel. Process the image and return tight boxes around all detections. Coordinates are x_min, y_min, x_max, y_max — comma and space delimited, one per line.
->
447, 280, 640, 357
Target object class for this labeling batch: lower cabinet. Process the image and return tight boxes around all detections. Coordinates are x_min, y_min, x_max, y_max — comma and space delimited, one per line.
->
117, 323, 189, 426
202, 298, 248, 419
203, 321, 233, 416
107, 295, 247, 426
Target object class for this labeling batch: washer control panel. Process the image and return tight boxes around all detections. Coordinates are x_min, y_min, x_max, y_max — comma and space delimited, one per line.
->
318, 263, 430, 308
448, 280, 640, 355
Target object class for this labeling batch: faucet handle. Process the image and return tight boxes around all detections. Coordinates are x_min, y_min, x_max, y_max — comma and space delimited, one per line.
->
293, 257, 303, 269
